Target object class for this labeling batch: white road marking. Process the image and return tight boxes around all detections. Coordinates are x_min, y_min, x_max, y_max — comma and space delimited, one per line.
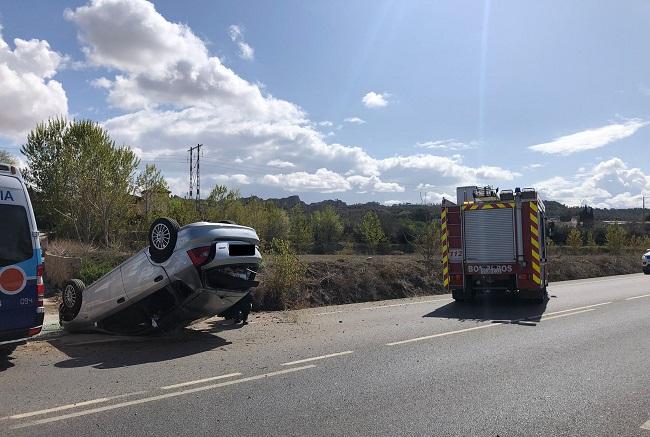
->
540, 308, 595, 321
551, 275, 641, 288
160, 372, 241, 390
361, 298, 452, 311
625, 293, 650, 301
11, 365, 316, 429
388, 301, 611, 346
541, 302, 612, 317
313, 310, 344, 316
386, 323, 498, 346
281, 351, 354, 366
0, 391, 147, 421
641, 419, 650, 431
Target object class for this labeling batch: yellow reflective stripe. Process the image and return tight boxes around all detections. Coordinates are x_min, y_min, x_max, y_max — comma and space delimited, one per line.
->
530, 225, 539, 237
482, 204, 493, 209
531, 250, 540, 261
531, 237, 540, 249
443, 267, 449, 276
532, 274, 541, 285
496, 203, 505, 208
532, 263, 541, 274
442, 244, 448, 253
441, 208, 447, 219
443, 278, 450, 287
530, 213, 538, 225
530, 202, 538, 212
471, 204, 479, 210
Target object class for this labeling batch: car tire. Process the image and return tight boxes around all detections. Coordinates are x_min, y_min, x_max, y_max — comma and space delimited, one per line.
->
61, 279, 85, 321
148, 217, 179, 263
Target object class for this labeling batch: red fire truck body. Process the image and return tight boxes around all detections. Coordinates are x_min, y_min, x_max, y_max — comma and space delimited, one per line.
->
441, 186, 548, 303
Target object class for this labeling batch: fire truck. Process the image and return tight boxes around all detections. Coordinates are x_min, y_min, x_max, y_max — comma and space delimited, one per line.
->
440, 186, 548, 303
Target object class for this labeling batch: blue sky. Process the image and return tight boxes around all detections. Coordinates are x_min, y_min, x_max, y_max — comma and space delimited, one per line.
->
0, 0, 649, 207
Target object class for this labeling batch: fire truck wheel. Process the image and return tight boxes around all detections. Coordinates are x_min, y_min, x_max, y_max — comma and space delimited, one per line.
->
452, 289, 465, 302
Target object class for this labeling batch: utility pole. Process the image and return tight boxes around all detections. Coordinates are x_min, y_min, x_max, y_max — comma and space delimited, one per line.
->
187, 144, 203, 212
643, 195, 649, 224
188, 147, 193, 199
196, 144, 202, 204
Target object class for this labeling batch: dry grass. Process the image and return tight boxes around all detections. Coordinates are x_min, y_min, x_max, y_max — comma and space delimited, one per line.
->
255, 253, 644, 311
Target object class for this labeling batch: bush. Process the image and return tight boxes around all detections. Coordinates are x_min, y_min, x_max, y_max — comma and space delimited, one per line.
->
606, 225, 628, 254
258, 238, 307, 309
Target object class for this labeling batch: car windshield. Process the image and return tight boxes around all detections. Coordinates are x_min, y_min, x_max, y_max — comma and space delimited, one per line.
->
0, 204, 33, 267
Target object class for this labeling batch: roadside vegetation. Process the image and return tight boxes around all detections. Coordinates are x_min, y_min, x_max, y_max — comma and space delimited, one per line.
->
2, 118, 649, 310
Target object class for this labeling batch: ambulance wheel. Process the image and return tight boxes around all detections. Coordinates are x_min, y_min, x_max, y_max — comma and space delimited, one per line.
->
148, 217, 179, 263
61, 279, 85, 321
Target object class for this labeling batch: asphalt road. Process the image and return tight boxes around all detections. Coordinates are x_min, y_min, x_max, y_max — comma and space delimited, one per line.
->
1, 274, 649, 436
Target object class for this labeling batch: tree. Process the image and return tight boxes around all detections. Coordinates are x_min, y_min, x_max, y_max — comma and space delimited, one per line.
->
359, 211, 386, 254
168, 197, 198, 225
136, 164, 169, 224
605, 225, 628, 254
585, 230, 596, 247
0, 149, 17, 165
566, 228, 583, 251
312, 205, 343, 245
415, 221, 440, 265
289, 205, 313, 253
22, 118, 140, 246
265, 205, 290, 242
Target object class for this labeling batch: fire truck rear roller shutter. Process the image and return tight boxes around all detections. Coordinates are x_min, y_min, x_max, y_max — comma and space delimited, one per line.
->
464, 208, 516, 263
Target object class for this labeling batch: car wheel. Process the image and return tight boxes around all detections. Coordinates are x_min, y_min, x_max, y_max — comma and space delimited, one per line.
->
61, 279, 85, 321
148, 217, 179, 263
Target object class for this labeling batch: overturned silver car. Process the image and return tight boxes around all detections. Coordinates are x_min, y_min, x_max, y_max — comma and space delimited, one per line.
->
59, 218, 261, 334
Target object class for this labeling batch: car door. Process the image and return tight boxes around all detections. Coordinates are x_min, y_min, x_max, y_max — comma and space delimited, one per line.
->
120, 251, 170, 300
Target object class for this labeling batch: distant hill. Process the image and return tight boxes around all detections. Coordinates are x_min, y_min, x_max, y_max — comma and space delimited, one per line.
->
243, 195, 647, 223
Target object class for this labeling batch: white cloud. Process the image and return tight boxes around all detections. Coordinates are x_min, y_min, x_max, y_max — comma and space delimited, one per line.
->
382, 200, 405, 206
346, 175, 405, 193
377, 155, 520, 182
210, 173, 251, 185
318, 120, 333, 127
228, 24, 254, 61
416, 139, 476, 151
528, 119, 647, 155
90, 76, 111, 88
0, 29, 68, 140
262, 168, 351, 193
344, 117, 366, 124
362, 91, 389, 108
70, 0, 519, 203
267, 159, 295, 168
536, 157, 650, 208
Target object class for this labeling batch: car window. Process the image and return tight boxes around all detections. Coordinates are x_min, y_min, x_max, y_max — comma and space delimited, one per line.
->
0, 204, 33, 267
